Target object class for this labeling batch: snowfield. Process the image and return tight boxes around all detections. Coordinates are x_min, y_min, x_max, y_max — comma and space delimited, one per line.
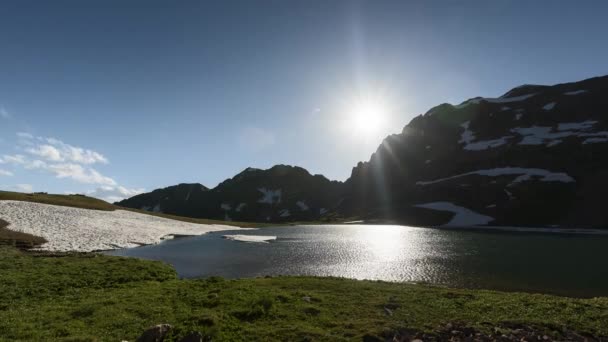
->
414, 202, 494, 226
0, 200, 247, 252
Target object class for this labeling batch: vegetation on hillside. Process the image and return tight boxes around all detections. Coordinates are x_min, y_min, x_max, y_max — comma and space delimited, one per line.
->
0, 245, 606, 341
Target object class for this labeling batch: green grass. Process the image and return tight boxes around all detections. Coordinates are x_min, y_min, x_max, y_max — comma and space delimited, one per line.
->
0, 246, 606, 341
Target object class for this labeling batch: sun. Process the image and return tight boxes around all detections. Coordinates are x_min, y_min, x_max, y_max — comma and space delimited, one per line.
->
351, 98, 386, 135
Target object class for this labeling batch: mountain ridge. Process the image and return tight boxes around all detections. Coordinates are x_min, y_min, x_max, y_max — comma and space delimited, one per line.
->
118, 74, 608, 227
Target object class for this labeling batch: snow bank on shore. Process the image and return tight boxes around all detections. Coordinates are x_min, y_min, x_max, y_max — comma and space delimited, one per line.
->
222, 234, 277, 243
0, 200, 247, 252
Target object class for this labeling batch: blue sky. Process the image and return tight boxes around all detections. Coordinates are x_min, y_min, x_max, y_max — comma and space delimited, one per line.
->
1, 0, 607, 202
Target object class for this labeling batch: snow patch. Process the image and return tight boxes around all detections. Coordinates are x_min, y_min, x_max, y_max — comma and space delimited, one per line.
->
458, 121, 474, 144
220, 203, 231, 211
557, 120, 597, 131
459, 121, 512, 151
564, 90, 588, 96
465, 136, 512, 151
236, 203, 247, 212
542, 102, 556, 111
223, 235, 276, 243
416, 167, 575, 187
257, 188, 282, 204
0, 200, 247, 252
414, 202, 494, 226
296, 200, 309, 211
512, 121, 607, 146
500, 106, 511, 111
319, 208, 328, 215
279, 209, 290, 218
583, 137, 608, 144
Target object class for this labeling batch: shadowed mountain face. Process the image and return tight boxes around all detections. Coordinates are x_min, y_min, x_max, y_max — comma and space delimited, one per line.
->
119, 75, 608, 227
117, 165, 344, 222
344, 75, 608, 228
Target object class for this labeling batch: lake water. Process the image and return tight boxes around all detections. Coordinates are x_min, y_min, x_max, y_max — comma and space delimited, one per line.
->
106, 225, 608, 297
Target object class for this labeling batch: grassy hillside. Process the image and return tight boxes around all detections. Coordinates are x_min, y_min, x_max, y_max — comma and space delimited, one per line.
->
0, 191, 116, 210
0, 245, 606, 341
0, 190, 267, 229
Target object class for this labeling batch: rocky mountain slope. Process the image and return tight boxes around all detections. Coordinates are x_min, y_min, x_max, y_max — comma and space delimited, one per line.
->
117, 165, 344, 222
119, 75, 608, 228
343, 75, 608, 228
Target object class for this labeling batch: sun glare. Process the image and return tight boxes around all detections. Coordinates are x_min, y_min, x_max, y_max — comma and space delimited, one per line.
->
351, 98, 386, 136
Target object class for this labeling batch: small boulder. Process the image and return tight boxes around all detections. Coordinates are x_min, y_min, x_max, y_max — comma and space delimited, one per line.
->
136, 324, 172, 342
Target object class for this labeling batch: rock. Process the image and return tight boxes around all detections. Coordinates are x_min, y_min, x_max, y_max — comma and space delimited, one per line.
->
383, 307, 393, 316
178, 331, 204, 342
302, 296, 311, 302
136, 324, 172, 342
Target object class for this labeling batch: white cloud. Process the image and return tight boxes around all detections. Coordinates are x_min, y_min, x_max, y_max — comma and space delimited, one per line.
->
27, 144, 63, 162
238, 126, 276, 151
2, 154, 26, 165
20, 134, 108, 165
47, 163, 116, 186
85, 185, 146, 203
0, 107, 10, 119
7, 132, 138, 198
0, 169, 13, 176
13, 184, 33, 192
16, 132, 33, 139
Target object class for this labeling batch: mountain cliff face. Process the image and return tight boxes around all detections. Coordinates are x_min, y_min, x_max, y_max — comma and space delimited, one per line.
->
119, 75, 608, 228
343, 75, 608, 228
117, 165, 344, 222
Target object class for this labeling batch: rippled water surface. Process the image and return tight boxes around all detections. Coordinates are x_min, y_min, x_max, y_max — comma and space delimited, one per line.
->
107, 225, 608, 297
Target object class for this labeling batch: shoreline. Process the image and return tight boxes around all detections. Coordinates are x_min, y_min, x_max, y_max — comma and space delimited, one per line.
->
340, 220, 608, 235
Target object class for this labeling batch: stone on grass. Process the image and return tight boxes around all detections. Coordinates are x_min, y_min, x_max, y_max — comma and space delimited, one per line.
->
136, 324, 172, 342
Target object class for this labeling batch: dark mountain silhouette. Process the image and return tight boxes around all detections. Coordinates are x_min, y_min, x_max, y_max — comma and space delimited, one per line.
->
117, 165, 344, 222
118, 75, 608, 228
